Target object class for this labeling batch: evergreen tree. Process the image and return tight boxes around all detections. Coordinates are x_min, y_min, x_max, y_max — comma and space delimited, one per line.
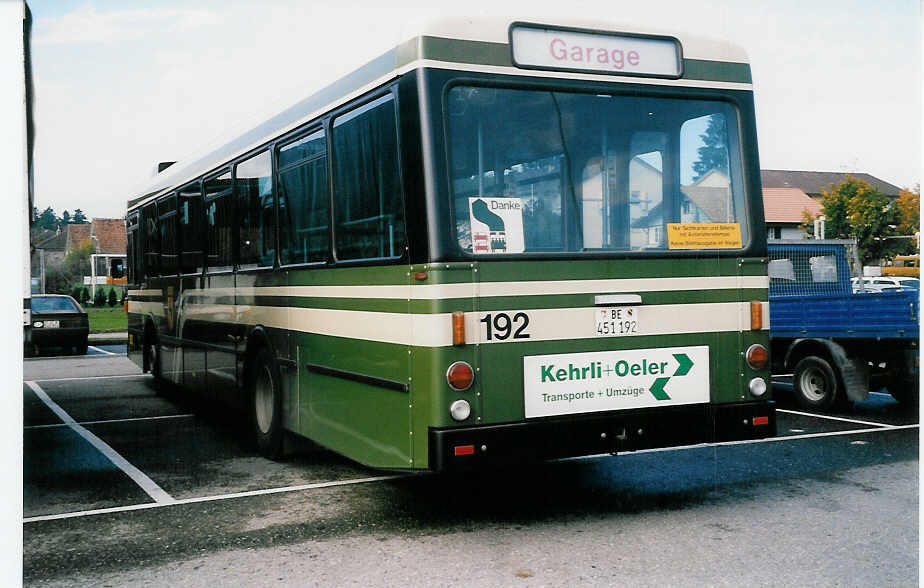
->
37, 206, 58, 231
691, 115, 729, 182
107, 289, 117, 307
72, 209, 87, 224
80, 287, 90, 304
93, 287, 106, 306
61, 210, 71, 225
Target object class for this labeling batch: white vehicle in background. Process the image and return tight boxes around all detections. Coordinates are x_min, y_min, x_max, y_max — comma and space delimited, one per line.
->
852, 276, 919, 293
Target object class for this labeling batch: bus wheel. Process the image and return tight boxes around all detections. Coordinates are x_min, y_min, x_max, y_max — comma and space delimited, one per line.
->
250, 348, 284, 460
793, 355, 838, 410
145, 333, 163, 385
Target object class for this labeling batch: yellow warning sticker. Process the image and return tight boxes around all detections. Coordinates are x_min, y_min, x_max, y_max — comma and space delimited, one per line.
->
667, 223, 742, 249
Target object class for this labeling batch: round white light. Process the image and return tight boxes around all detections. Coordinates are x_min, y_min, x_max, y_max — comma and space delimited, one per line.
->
749, 377, 768, 397
449, 399, 471, 421
32, 321, 43, 328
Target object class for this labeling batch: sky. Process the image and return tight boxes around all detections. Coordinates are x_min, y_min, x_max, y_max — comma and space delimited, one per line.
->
26, 0, 922, 221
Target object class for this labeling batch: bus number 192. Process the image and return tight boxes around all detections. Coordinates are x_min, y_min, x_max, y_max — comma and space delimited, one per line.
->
480, 312, 530, 341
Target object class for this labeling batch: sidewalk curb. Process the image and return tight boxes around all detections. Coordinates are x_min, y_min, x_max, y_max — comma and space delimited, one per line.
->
88, 332, 128, 346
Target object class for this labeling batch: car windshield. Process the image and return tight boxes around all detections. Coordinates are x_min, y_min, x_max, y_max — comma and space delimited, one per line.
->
32, 297, 81, 313
447, 86, 749, 255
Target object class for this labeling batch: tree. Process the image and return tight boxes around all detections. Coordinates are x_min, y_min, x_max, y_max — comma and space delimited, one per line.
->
692, 115, 729, 182
36, 206, 58, 231
61, 210, 71, 225
895, 185, 920, 237
72, 209, 87, 224
93, 287, 106, 306
107, 289, 118, 307
816, 177, 905, 264
79, 286, 90, 304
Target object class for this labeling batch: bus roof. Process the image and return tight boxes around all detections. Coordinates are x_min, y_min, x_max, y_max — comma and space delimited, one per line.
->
127, 16, 752, 212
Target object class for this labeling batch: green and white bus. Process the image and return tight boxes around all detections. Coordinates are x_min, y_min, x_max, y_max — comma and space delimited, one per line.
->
126, 18, 775, 471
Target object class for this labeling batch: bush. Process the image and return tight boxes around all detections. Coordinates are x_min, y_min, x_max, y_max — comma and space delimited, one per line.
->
107, 289, 117, 306
69, 285, 82, 300
93, 288, 106, 306
80, 287, 90, 304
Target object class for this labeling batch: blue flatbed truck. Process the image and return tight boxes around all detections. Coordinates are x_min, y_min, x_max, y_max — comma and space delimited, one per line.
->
768, 240, 919, 409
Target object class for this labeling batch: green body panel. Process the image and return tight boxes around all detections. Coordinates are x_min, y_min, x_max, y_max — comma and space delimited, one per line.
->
128, 254, 769, 471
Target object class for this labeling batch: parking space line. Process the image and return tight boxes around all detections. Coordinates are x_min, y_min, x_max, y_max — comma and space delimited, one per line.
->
25, 413, 195, 430
25, 422, 920, 524
25, 380, 176, 505
33, 374, 148, 383
24, 474, 406, 523
562, 423, 920, 460
776, 408, 900, 429
88, 346, 116, 356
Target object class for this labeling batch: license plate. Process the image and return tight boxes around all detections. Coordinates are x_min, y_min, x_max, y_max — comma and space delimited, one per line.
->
44, 320, 60, 328
594, 307, 639, 336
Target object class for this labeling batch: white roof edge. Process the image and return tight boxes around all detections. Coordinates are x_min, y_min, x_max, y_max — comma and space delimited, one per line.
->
401, 15, 750, 63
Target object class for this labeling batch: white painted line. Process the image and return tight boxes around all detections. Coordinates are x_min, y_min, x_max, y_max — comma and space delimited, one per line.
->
32, 373, 148, 383
23, 474, 406, 523
24, 421, 921, 524
25, 414, 195, 430
88, 345, 116, 356
777, 408, 898, 429
25, 381, 175, 505
561, 423, 920, 460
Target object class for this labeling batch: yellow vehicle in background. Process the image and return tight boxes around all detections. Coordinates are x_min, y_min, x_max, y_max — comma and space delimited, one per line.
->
882, 255, 919, 277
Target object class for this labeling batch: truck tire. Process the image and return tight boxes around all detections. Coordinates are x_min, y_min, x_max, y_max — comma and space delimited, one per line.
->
886, 362, 919, 407
793, 355, 839, 410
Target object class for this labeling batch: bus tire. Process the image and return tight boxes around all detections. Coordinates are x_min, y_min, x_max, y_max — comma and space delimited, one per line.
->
250, 347, 284, 460
793, 355, 838, 410
144, 329, 164, 389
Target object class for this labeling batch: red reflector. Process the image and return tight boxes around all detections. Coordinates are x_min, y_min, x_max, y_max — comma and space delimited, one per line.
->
753, 416, 769, 426
413, 271, 428, 281
454, 445, 475, 456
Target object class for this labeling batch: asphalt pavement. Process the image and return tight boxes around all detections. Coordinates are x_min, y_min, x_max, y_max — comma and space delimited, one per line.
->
22, 354, 919, 587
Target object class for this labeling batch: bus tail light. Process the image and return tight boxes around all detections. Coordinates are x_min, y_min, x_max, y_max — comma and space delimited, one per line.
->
750, 300, 763, 330
746, 344, 769, 370
449, 399, 471, 421
749, 377, 768, 397
452, 311, 465, 346
447, 361, 474, 391
454, 444, 475, 456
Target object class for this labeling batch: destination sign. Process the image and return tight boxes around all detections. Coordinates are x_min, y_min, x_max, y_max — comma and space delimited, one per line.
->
510, 24, 682, 78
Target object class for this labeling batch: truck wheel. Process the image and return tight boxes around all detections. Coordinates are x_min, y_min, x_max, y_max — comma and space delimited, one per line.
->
886, 363, 918, 407
250, 347, 284, 460
793, 355, 838, 410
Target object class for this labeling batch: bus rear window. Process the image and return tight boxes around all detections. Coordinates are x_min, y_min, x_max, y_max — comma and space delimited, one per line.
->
447, 86, 748, 254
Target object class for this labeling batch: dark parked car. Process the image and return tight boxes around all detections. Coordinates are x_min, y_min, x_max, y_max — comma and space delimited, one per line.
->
28, 295, 89, 356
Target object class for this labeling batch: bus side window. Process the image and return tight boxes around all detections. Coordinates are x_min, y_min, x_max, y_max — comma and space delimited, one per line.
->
278, 129, 329, 265
158, 193, 178, 276
141, 202, 159, 277
204, 170, 233, 272
331, 93, 406, 261
126, 214, 140, 283
179, 182, 203, 274
235, 150, 275, 269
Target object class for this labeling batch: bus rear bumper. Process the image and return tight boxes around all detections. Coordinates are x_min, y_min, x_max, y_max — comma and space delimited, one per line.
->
428, 401, 775, 472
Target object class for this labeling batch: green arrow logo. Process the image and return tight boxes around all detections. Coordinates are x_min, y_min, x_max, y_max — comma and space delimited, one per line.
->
673, 353, 694, 376
649, 377, 671, 401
